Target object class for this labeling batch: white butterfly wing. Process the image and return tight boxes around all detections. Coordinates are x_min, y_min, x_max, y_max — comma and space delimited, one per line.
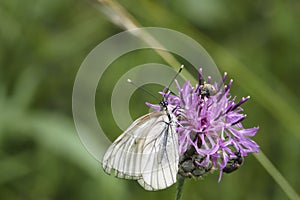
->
102, 111, 179, 191
138, 117, 179, 190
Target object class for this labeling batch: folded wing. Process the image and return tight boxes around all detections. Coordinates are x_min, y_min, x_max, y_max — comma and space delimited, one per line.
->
102, 111, 179, 191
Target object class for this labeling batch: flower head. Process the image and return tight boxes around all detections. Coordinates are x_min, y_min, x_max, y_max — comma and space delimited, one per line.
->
147, 69, 259, 181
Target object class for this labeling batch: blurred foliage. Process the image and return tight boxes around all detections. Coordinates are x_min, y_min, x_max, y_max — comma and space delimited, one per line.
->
0, 0, 300, 200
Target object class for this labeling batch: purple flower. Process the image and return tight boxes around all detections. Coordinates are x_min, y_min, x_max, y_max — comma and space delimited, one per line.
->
147, 69, 259, 181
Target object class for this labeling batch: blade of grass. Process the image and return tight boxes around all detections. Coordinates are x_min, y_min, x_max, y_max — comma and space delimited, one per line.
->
95, 0, 194, 82
254, 152, 300, 200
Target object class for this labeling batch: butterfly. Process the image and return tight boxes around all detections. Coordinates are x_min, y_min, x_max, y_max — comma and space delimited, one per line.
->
102, 66, 183, 191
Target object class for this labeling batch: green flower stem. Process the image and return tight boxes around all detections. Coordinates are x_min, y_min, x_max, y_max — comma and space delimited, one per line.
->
176, 176, 185, 200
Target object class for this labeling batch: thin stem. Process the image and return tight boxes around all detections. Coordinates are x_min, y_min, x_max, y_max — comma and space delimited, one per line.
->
176, 176, 185, 200
254, 152, 300, 200
95, 0, 194, 82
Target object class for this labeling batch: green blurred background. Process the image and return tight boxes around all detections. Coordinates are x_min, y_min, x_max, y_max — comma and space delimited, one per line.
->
1, 0, 300, 199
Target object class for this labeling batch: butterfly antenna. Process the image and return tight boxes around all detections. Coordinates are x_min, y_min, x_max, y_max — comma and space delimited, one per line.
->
163, 64, 184, 97
127, 79, 161, 102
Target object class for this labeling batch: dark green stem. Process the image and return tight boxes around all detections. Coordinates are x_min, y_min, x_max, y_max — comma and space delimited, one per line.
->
176, 176, 185, 200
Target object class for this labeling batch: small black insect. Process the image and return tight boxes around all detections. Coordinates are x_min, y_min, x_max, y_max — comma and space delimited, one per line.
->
223, 151, 244, 174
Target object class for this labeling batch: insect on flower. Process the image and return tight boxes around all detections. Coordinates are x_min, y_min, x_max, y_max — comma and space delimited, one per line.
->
222, 151, 244, 174
200, 83, 217, 97
101, 65, 184, 191
148, 68, 259, 182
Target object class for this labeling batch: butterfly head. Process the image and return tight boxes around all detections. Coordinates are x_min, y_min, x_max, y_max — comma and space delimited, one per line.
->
159, 100, 168, 111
